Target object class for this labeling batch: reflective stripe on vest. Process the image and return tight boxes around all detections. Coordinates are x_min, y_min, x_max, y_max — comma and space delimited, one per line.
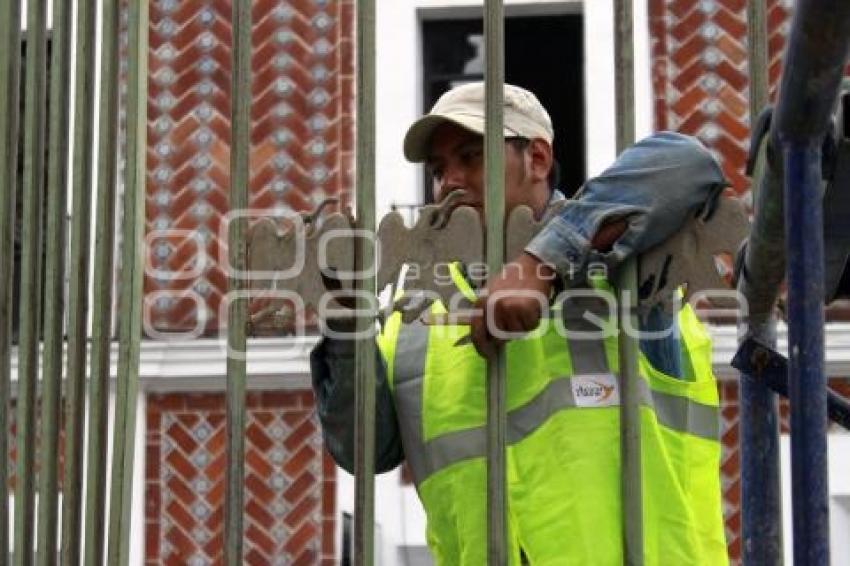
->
393, 321, 719, 485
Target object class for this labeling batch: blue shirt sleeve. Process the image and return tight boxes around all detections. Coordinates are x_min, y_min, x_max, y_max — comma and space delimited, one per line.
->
525, 132, 727, 378
525, 131, 726, 280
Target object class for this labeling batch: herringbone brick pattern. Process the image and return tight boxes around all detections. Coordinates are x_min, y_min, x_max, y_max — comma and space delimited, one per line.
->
649, 0, 791, 194
144, 0, 354, 334
146, 391, 336, 565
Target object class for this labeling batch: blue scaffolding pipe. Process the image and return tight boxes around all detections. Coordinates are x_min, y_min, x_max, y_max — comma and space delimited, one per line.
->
776, 0, 850, 560
737, 0, 850, 562
740, 323, 784, 565
739, 156, 784, 566
784, 145, 829, 564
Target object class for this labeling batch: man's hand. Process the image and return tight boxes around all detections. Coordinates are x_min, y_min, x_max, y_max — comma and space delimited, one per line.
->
471, 252, 555, 357
470, 220, 627, 357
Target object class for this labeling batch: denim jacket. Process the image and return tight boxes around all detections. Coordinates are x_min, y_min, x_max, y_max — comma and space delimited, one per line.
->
310, 132, 728, 473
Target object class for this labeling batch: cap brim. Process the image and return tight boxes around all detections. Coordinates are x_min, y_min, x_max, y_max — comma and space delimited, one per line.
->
404, 113, 502, 162
403, 114, 481, 162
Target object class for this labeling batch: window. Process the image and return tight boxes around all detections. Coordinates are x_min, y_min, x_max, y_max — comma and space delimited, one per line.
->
421, 14, 585, 202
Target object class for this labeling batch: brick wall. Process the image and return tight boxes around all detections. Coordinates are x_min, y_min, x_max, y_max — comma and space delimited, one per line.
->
144, 0, 355, 334
141, 4, 354, 559
145, 391, 336, 565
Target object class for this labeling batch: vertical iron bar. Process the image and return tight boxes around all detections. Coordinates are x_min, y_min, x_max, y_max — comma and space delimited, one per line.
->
0, 0, 23, 560
614, 0, 636, 149
784, 145, 828, 565
36, 0, 73, 557
740, 1, 783, 563
483, 1, 507, 564
15, 0, 49, 561
60, 0, 97, 563
83, 0, 122, 561
616, 261, 641, 565
106, 0, 147, 563
224, 0, 251, 563
353, 0, 376, 563
739, 319, 783, 564
614, 1, 641, 564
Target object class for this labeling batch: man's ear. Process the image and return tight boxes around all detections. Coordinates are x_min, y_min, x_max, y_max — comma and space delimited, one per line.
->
528, 139, 553, 184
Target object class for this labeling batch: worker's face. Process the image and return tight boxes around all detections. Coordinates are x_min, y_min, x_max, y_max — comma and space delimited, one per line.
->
425, 122, 551, 218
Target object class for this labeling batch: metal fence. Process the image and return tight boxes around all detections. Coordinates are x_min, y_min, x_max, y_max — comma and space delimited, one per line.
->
0, 0, 147, 564
2, 0, 847, 564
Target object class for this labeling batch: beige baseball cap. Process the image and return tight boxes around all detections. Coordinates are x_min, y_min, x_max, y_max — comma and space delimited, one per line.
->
403, 82, 554, 162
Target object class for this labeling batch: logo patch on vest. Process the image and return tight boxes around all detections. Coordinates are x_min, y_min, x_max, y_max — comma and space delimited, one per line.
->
571, 374, 620, 407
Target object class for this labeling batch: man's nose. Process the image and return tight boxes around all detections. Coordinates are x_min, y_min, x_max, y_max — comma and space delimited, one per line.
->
440, 162, 466, 193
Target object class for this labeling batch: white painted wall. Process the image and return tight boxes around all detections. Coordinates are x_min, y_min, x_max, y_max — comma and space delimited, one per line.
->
130, 392, 147, 565
336, 468, 429, 565
583, 0, 654, 177
582, 0, 617, 176
781, 433, 850, 566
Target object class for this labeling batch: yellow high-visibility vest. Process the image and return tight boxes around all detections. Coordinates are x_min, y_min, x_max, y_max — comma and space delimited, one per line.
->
377, 265, 728, 565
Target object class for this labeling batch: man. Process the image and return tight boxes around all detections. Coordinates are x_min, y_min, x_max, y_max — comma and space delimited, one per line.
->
311, 83, 728, 564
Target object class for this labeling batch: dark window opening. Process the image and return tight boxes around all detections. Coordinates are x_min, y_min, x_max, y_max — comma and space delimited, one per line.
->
420, 14, 585, 203
341, 511, 353, 565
